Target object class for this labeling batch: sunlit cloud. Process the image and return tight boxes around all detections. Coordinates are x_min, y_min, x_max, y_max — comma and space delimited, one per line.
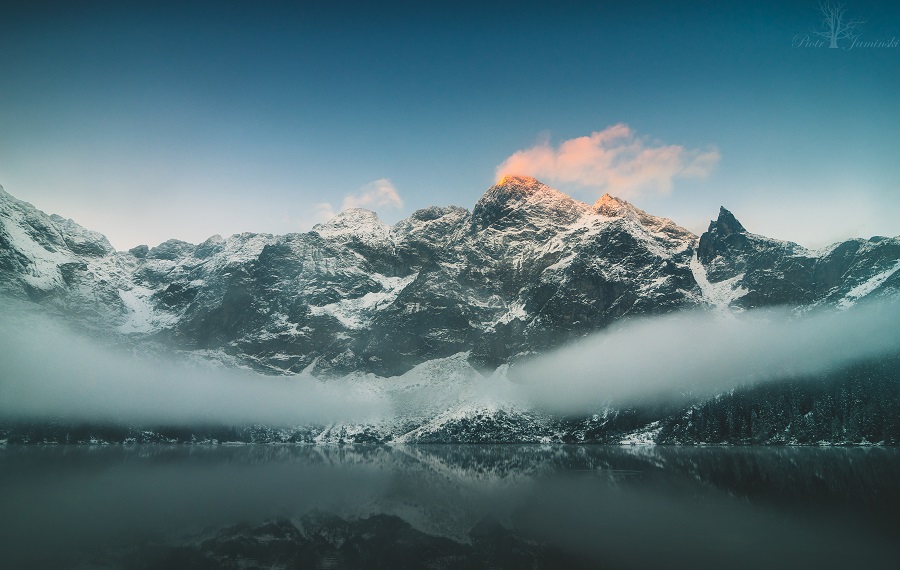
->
496, 124, 720, 198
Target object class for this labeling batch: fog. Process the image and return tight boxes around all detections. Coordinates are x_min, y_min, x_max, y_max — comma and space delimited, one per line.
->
0, 308, 389, 425
512, 300, 900, 413
1, 299, 899, 426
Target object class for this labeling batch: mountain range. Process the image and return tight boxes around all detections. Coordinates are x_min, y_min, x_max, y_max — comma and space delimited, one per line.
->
1, 176, 899, 444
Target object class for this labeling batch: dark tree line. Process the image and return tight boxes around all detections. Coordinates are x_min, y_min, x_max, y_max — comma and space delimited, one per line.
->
657, 352, 900, 445
0, 422, 323, 445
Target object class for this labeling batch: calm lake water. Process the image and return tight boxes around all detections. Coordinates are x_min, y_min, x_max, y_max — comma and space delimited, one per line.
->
1, 445, 898, 569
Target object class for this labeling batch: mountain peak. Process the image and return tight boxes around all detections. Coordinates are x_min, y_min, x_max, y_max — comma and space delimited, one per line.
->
495, 174, 542, 187
313, 208, 392, 246
697, 206, 751, 267
490, 175, 562, 199
479, 175, 583, 209
708, 207, 746, 236
592, 193, 630, 216
472, 176, 589, 230
591, 193, 696, 243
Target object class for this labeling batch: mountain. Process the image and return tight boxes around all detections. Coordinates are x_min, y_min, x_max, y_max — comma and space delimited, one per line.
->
1, 177, 707, 375
697, 206, 900, 309
2, 179, 899, 444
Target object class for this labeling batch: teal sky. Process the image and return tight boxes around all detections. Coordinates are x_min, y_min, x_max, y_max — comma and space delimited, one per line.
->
1, 0, 898, 249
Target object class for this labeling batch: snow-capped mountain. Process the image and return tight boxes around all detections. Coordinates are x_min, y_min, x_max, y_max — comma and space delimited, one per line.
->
697, 206, 900, 309
3, 177, 897, 376
0, 176, 702, 375
2, 178, 899, 444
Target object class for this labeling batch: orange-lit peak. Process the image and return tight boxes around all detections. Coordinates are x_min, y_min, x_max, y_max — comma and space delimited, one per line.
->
496, 174, 540, 186
595, 193, 620, 205
593, 193, 631, 216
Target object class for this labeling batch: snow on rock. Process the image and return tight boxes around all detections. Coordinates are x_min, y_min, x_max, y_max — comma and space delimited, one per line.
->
838, 259, 900, 308
117, 286, 180, 333
495, 301, 528, 325
48, 214, 115, 257
472, 175, 593, 231
619, 421, 662, 445
594, 194, 697, 244
216, 233, 274, 266
690, 251, 747, 311
308, 273, 417, 329
0, 185, 115, 297
313, 208, 393, 248
0, 210, 69, 292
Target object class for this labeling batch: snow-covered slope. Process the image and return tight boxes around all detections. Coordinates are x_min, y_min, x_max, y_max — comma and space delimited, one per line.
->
0, 185, 135, 325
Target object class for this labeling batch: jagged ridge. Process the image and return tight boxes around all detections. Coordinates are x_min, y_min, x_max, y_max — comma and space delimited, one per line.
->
2, 179, 898, 378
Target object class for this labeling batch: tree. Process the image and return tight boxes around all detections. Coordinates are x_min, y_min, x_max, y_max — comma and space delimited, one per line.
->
814, 1, 864, 49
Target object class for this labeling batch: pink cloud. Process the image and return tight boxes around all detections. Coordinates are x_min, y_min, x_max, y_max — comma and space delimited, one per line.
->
496, 124, 719, 198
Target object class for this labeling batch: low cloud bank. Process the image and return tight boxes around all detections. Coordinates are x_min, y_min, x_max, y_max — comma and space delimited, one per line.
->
0, 308, 388, 426
1, 300, 898, 426
511, 301, 900, 413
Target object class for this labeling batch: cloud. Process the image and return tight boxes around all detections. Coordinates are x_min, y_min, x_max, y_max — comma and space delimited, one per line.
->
341, 178, 403, 211
2, 298, 897, 427
511, 301, 900, 413
0, 307, 389, 426
496, 124, 720, 198
314, 202, 337, 223
315, 178, 404, 223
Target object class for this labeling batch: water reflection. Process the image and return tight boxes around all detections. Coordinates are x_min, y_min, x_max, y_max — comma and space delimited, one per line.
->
1, 445, 898, 569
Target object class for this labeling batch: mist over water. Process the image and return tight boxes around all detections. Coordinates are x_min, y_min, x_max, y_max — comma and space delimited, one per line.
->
1, 299, 899, 426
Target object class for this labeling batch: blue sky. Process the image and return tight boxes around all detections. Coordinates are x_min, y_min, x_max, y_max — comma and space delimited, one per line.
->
1, 0, 898, 249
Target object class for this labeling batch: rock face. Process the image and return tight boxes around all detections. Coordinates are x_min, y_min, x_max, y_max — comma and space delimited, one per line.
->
697, 206, 900, 309
0, 186, 123, 323
2, 179, 899, 379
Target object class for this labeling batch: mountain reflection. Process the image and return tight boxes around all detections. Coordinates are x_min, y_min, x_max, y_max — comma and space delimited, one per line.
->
1, 445, 898, 569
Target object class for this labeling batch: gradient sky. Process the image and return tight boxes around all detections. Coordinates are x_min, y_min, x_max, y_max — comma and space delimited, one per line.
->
1, 0, 898, 250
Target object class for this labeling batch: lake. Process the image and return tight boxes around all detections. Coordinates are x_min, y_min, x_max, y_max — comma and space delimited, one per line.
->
1, 444, 898, 569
